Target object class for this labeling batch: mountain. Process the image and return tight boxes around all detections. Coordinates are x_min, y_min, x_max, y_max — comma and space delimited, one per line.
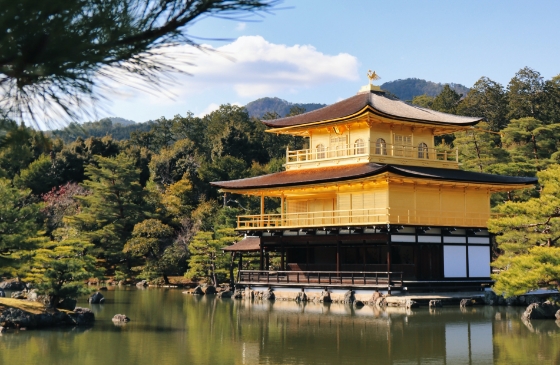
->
49, 118, 151, 142
381, 78, 470, 101
245, 97, 326, 118
107, 117, 136, 126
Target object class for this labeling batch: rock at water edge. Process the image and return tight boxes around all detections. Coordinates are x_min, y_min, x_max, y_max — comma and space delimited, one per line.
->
112, 314, 130, 323
202, 285, 217, 295
429, 300, 443, 308
192, 286, 204, 295
88, 292, 105, 304
522, 301, 560, 320
343, 290, 355, 304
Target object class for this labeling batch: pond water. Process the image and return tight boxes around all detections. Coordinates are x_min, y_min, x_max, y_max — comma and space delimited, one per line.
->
1, 288, 559, 365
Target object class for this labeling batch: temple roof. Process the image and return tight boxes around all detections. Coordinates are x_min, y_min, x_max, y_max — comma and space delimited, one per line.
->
223, 236, 260, 252
211, 163, 538, 190
262, 91, 483, 128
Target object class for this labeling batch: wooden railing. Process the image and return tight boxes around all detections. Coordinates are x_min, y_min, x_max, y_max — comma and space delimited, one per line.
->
236, 208, 490, 229
237, 270, 404, 287
286, 142, 458, 165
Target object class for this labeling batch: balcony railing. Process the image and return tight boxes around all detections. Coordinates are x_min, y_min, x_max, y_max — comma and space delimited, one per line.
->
237, 208, 490, 229
237, 269, 404, 288
286, 142, 458, 165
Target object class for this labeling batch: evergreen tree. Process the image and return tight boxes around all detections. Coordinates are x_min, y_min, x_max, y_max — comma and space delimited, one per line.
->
124, 219, 178, 284
488, 165, 560, 296
411, 94, 434, 109
453, 122, 508, 172
186, 228, 236, 285
0, 179, 45, 276
66, 153, 145, 268
457, 77, 508, 131
26, 231, 98, 308
14, 154, 60, 196
507, 67, 545, 120
431, 85, 461, 114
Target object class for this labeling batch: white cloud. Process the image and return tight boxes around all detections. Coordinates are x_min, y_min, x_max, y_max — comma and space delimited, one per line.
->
111, 36, 358, 98
196, 103, 220, 117
235, 22, 247, 31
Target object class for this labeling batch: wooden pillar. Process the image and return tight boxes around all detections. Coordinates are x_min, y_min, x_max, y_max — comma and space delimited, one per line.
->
336, 241, 341, 274
281, 243, 285, 271
238, 253, 243, 271
306, 242, 310, 270
260, 193, 265, 227
280, 193, 285, 226
265, 252, 270, 271
259, 245, 264, 271
229, 252, 236, 287
387, 241, 392, 294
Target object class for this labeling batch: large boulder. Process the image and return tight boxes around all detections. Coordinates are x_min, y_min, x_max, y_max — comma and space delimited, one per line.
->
295, 291, 307, 302
202, 285, 217, 295
0, 279, 26, 291
58, 298, 77, 311
0, 308, 37, 328
26, 289, 38, 302
522, 301, 560, 320
68, 307, 95, 326
318, 290, 332, 303
218, 290, 233, 299
88, 291, 105, 304
353, 300, 364, 309
460, 299, 474, 308
429, 300, 443, 308
192, 286, 204, 295
136, 280, 148, 288
112, 314, 130, 323
262, 288, 275, 301
405, 299, 419, 309
233, 289, 243, 299
343, 290, 355, 304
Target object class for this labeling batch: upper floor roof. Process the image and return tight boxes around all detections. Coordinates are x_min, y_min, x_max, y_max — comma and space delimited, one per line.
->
262, 89, 483, 130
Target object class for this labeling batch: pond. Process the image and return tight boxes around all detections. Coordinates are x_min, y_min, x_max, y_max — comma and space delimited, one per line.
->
1, 288, 559, 365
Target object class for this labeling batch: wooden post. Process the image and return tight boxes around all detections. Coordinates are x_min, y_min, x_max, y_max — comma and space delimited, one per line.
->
387, 241, 392, 294
238, 253, 243, 271
265, 252, 270, 271
281, 243, 285, 271
336, 241, 341, 274
259, 245, 264, 271
260, 193, 265, 227
306, 242, 310, 270
229, 252, 236, 287
281, 193, 285, 227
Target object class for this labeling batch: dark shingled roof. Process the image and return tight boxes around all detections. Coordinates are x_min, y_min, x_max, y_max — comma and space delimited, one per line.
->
223, 236, 260, 252
211, 163, 537, 190
262, 91, 483, 128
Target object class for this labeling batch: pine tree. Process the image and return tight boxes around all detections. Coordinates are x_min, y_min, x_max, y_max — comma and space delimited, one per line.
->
186, 228, 236, 285
66, 153, 145, 269
0, 178, 45, 276
124, 219, 177, 284
26, 232, 98, 308
488, 165, 560, 296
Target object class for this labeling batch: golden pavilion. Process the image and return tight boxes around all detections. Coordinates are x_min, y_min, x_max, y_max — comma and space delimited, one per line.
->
212, 78, 537, 293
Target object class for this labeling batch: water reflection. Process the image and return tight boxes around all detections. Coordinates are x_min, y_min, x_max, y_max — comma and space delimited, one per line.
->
1, 289, 560, 364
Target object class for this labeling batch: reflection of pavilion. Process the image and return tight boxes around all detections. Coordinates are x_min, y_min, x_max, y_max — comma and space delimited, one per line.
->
233, 301, 494, 364
215, 81, 536, 292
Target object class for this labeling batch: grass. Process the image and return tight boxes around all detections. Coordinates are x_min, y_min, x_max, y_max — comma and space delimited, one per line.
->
0, 297, 47, 315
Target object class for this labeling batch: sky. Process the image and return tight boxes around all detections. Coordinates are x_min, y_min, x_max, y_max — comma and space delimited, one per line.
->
98, 0, 560, 124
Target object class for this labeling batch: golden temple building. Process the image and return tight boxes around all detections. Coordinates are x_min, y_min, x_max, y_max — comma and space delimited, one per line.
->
213, 81, 537, 293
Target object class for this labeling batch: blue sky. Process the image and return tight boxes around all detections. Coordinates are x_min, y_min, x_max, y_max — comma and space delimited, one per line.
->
101, 0, 560, 123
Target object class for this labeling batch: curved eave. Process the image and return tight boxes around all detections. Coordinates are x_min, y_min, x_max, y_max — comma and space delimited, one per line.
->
211, 164, 538, 193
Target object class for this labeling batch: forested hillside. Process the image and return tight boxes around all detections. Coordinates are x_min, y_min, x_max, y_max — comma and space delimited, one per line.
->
245, 97, 326, 117
1, 66, 560, 301
50, 117, 152, 143
381, 78, 470, 101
